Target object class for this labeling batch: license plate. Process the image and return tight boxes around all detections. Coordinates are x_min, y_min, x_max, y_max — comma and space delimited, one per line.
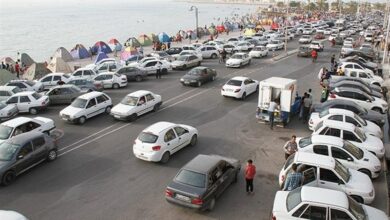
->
226, 89, 233, 92
114, 115, 120, 119
184, 81, 190, 85
175, 194, 190, 202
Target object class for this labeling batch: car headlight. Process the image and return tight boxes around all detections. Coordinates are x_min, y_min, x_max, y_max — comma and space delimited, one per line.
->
369, 190, 374, 197
180, 78, 184, 82
375, 165, 381, 170
382, 104, 388, 108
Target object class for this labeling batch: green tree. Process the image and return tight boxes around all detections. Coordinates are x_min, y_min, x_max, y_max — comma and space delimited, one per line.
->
289, 1, 301, 8
276, 1, 285, 8
346, 1, 358, 13
317, 0, 328, 11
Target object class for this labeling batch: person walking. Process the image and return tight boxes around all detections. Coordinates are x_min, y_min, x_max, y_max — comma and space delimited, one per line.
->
302, 93, 312, 123
14, 62, 20, 78
245, 159, 256, 195
283, 163, 303, 191
330, 54, 335, 66
268, 100, 279, 130
156, 62, 162, 79
299, 92, 307, 120
283, 135, 297, 159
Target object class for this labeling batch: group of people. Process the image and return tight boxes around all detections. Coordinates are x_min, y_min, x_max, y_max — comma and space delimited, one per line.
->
152, 41, 171, 51
1, 61, 23, 78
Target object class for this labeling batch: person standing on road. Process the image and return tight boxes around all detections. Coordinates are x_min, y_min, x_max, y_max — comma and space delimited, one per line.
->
245, 159, 256, 195
268, 100, 279, 130
330, 54, 335, 66
14, 62, 20, 78
302, 93, 312, 123
283, 135, 297, 160
156, 62, 162, 79
283, 163, 303, 191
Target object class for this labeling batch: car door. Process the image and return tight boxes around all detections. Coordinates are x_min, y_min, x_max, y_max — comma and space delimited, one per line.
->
103, 75, 114, 88
96, 95, 110, 114
174, 126, 190, 150
319, 168, 346, 191
85, 98, 98, 118
312, 145, 330, 157
330, 147, 357, 169
247, 79, 257, 94
164, 128, 179, 153
40, 76, 53, 89
14, 142, 35, 175
302, 167, 317, 187
18, 95, 32, 112
31, 135, 48, 162
145, 61, 158, 73
330, 208, 355, 220
48, 88, 61, 104
136, 96, 148, 115
73, 70, 83, 79
52, 76, 62, 88
145, 94, 156, 113
84, 70, 94, 80
352, 92, 370, 109
319, 127, 341, 139
299, 205, 327, 220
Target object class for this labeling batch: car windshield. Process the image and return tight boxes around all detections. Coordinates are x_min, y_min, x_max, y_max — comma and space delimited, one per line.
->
348, 196, 366, 220
319, 109, 329, 118
253, 47, 263, 51
177, 56, 189, 61
226, 79, 242, 86
120, 96, 138, 106
334, 159, 350, 182
271, 41, 279, 44
354, 114, 367, 126
71, 98, 88, 108
354, 128, 366, 141
343, 141, 364, 160
32, 92, 42, 100
286, 187, 302, 211
231, 54, 243, 59
298, 137, 312, 148
0, 102, 6, 110
138, 132, 158, 143
188, 69, 203, 76
0, 142, 19, 161
0, 125, 13, 140
175, 169, 206, 188
25, 81, 35, 86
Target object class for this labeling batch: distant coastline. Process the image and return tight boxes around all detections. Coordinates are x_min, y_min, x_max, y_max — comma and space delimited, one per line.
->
173, 0, 272, 6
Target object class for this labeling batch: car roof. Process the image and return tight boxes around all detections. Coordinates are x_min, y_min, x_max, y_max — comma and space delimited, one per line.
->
294, 152, 335, 169
321, 119, 356, 130
0, 86, 18, 91
46, 72, 66, 76
334, 87, 366, 94
98, 72, 116, 75
230, 76, 248, 81
183, 154, 221, 173
12, 91, 35, 96
143, 121, 176, 135
9, 79, 31, 83
310, 135, 344, 147
327, 108, 355, 117
300, 186, 349, 209
127, 90, 152, 97
51, 84, 77, 89
6, 131, 44, 146
233, 52, 247, 55
2, 117, 33, 127
78, 91, 105, 99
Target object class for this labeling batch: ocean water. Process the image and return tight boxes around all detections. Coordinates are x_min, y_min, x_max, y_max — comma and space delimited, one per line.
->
0, 0, 255, 61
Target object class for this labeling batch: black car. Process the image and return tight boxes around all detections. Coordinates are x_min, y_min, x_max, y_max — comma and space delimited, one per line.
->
180, 66, 217, 87
166, 47, 183, 55
343, 50, 375, 61
165, 154, 240, 211
0, 131, 58, 186
312, 99, 385, 126
116, 66, 148, 82
68, 79, 103, 92
329, 81, 383, 99
330, 77, 382, 93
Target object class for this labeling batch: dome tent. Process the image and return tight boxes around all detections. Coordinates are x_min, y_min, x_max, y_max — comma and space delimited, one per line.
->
24, 63, 51, 81
52, 47, 73, 62
124, 37, 141, 47
0, 69, 17, 85
94, 52, 109, 64
19, 53, 35, 66
92, 41, 112, 54
137, 34, 152, 46
47, 57, 72, 73
70, 44, 90, 59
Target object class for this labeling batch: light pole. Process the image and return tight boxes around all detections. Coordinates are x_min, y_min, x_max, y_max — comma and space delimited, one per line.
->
382, 15, 390, 64
284, 0, 290, 52
190, 6, 199, 39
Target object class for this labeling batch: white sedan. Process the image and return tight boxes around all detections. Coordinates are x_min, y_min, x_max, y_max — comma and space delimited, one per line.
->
221, 76, 259, 100
5, 91, 49, 115
0, 102, 18, 122
234, 41, 254, 51
111, 90, 162, 121
138, 60, 172, 75
266, 40, 284, 51
225, 53, 251, 68
298, 35, 312, 44
93, 72, 127, 89
248, 46, 268, 58
133, 122, 198, 163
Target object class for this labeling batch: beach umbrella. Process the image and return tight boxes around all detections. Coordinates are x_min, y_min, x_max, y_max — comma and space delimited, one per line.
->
137, 34, 152, 46
120, 47, 139, 61
124, 37, 141, 47
244, 28, 257, 37
108, 38, 119, 45
158, 32, 170, 43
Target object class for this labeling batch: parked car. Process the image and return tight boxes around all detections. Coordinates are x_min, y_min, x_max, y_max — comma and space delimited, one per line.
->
70, 68, 97, 80
5, 91, 49, 115
221, 76, 259, 100
172, 50, 203, 60
297, 45, 311, 57
45, 85, 88, 105
115, 66, 148, 82
128, 57, 159, 67
165, 47, 183, 55
0, 86, 22, 102
234, 41, 254, 51
0, 131, 58, 186
341, 44, 354, 56
67, 79, 103, 92
138, 60, 172, 75
85, 58, 116, 70
59, 91, 112, 124
329, 80, 383, 99
93, 72, 128, 89
165, 154, 240, 211
271, 186, 387, 220
93, 61, 122, 73
343, 50, 375, 61
197, 46, 219, 59
339, 55, 378, 70
0, 116, 55, 144
298, 35, 312, 44
5, 80, 44, 92
0, 210, 28, 220
38, 73, 70, 90
225, 53, 251, 68
248, 46, 268, 58
312, 120, 384, 158
309, 41, 324, 52
180, 66, 217, 87
332, 70, 384, 87
266, 40, 284, 51
279, 152, 375, 204
133, 121, 198, 163
149, 51, 174, 62
0, 102, 18, 122
297, 135, 381, 178
111, 90, 162, 121
171, 55, 202, 70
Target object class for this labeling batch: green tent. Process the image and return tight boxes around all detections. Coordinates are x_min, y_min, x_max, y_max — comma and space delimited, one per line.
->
124, 37, 141, 47
0, 69, 17, 85
137, 34, 152, 46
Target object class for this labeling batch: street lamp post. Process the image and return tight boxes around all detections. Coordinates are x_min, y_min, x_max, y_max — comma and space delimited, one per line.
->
284, 0, 290, 52
190, 6, 199, 39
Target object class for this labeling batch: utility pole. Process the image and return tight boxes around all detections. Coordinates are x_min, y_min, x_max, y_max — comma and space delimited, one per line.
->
284, 0, 290, 52
382, 11, 390, 64
190, 6, 199, 39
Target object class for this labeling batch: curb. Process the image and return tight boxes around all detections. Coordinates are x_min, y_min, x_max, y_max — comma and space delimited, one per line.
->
272, 49, 299, 62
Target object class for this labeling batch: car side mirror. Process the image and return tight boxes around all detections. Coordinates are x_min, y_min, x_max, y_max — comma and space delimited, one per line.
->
338, 179, 344, 185
366, 99, 371, 102
347, 157, 353, 162
17, 154, 24, 160
184, 129, 189, 134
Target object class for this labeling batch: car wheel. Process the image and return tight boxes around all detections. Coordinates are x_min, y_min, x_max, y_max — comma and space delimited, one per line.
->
78, 116, 86, 125
29, 108, 38, 115
153, 103, 161, 112
190, 134, 198, 146
47, 149, 57, 162
372, 107, 382, 114
351, 195, 364, 204
232, 171, 238, 183
197, 61, 201, 66
129, 113, 138, 122
358, 169, 372, 179
162, 69, 168, 74
112, 83, 120, 89
248, 60, 251, 65
160, 152, 170, 163
135, 75, 142, 82
239, 63, 242, 68
197, 81, 202, 87
207, 198, 216, 211
211, 53, 217, 59
241, 92, 246, 100
1, 171, 15, 186
182, 65, 187, 69
212, 76, 216, 81
105, 106, 111, 114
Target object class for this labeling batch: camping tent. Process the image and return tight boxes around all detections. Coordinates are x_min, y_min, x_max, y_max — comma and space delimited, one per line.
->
19, 53, 35, 66
95, 52, 108, 64
120, 47, 138, 61
24, 63, 52, 80
1, 57, 15, 65
52, 47, 73, 62
92, 41, 112, 54
137, 34, 152, 46
0, 69, 17, 85
158, 32, 170, 43
70, 44, 90, 59
47, 57, 72, 73
124, 37, 141, 47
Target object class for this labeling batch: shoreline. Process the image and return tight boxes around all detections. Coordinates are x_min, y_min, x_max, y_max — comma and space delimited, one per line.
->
173, 0, 272, 6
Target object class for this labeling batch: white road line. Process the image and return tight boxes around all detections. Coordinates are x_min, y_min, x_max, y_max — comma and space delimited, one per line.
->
163, 88, 197, 104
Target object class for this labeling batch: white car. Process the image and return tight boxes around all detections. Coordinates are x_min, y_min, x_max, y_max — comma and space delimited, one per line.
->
302, 28, 313, 35
0, 116, 55, 144
0, 86, 21, 102
328, 87, 388, 114
5, 91, 49, 115
272, 186, 387, 220
172, 50, 202, 60
111, 90, 162, 121
93, 72, 128, 89
279, 152, 375, 204
344, 37, 355, 45
204, 41, 224, 50
128, 57, 159, 67
331, 28, 340, 33
328, 33, 338, 41
85, 58, 116, 70
312, 120, 384, 158
298, 35, 312, 44
340, 62, 375, 76
197, 46, 219, 59
5, 80, 44, 92
149, 51, 174, 62
93, 60, 122, 73
332, 69, 384, 87
297, 135, 382, 178
0, 102, 18, 122
309, 41, 324, 51
171, 55, 202, 70
219, 44, 236, 54
234, 41, 254, 51
0, 210, 28, 220
225, 53, 251, 68
138, 60, 172, 75
70, 68, 98, 80
221, 76, 259, 100
133, 121, 198, 163
341, 44, 354, 55
309, 108, 382, 138
248, 46, 268, 58
339, 56, 378, 69
59, 91, 112, 124
266, 40, 284, 51
324, 28, 332, 35
38, 73, 70, 90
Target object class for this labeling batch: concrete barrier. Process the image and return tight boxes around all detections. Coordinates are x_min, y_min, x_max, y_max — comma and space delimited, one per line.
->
272, 49, 299, 62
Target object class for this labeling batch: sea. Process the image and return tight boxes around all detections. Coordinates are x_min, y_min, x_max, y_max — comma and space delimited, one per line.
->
0, 0, 255, 62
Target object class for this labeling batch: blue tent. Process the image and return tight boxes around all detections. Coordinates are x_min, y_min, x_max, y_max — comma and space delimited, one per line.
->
94, 52, 108, 64
70, 44, 90, 59
158, 32, 170, 43
92, 41, 112, 54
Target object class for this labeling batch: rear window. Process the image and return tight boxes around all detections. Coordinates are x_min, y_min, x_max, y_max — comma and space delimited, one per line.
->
226, 80, 242, 86
31, 92, 42, 100
286, 187, 302, 211
138, 132, 158, 143
25, 81, 35, 86
298, 137, 312, 148
175, 169, 206, 188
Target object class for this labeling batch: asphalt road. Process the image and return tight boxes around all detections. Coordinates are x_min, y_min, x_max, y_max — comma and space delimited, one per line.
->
0, 39, 349, 220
